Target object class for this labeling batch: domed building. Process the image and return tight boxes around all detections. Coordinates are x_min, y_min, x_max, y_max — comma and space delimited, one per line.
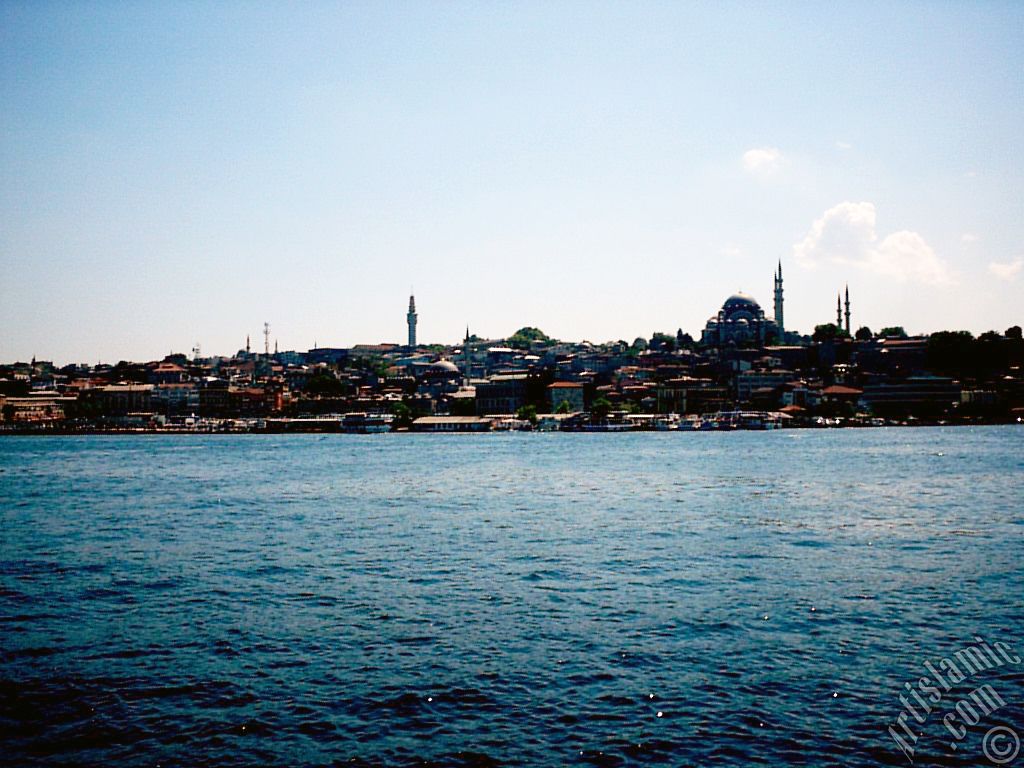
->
701, 292, 780, 348
426, 359, 461, 379
418, 358, 465, 400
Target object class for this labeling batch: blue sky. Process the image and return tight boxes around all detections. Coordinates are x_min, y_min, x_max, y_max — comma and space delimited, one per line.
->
2, 1, 1022, 363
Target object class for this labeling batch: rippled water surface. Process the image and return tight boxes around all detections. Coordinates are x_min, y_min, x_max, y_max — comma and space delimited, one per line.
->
1, 427, 1023, 766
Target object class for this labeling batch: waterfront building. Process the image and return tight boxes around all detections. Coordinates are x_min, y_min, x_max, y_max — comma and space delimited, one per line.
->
656, 377, 730, 414
197, 378, 230, 417
96, 384, 153, 415
0, 393, 77, 424
861, 376, 961, 418
151, 382, 200, 416
412, 415, 492, 432
475, 374, 528, 415
821, 384, 863, 410
547, 381, 585, 413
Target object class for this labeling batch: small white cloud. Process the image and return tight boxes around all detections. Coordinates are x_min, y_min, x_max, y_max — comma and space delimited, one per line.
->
742, 147, 782, 175
965, 170, 978, 178
989, 258, 1023, 281
836, 140, 852, 150
794, 201, 954, 285
961, 233, 979, 244
720, 244, 742, 258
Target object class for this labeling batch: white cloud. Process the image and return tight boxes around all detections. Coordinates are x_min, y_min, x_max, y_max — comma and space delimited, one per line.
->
836, 140, 852, 150
989, 258, 1023, 281
742, 147, 782, 175
961, 233, 979, 244
793, 201, 954, 285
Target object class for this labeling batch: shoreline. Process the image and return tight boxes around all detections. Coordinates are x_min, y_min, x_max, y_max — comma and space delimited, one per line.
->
1, 419, 1019, 436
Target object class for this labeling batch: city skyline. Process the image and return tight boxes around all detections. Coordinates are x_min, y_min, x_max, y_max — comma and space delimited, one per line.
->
2, 2, 1023, 363
1, 264, 1020, 367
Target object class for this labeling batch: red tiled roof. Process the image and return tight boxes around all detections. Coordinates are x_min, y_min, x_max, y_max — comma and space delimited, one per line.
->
822, 385, 863, 395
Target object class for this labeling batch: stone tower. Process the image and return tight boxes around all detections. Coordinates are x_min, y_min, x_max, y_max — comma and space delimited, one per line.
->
844, 285, 851, 336
407, 294, 418, 348
773, 260, 784, 344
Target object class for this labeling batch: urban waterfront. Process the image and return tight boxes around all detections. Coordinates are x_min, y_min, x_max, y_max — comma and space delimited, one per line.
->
1, 427, 1022, 766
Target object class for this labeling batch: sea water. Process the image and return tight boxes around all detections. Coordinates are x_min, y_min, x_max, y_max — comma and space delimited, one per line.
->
1, 427, 1022, 766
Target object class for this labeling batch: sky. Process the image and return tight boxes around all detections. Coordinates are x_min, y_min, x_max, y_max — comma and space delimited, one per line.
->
1, 1, 1022, 364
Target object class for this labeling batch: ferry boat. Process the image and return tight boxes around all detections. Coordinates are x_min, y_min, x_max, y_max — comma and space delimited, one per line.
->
341, 412, 394, 433
581, 421, 634, 432
621, 414, 679, 431
701, 411, 782, 430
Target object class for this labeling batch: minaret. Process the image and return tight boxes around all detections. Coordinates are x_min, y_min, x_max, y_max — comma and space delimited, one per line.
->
463, 326, 471, 382
773, 260, 784, 344
844, 285, 851, 336
245, 335, 250, 355
407, 294, 418, 348
836, 293, 842, 327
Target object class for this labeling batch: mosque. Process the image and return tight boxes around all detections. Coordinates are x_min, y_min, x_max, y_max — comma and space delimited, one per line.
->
700, 261, 786, 347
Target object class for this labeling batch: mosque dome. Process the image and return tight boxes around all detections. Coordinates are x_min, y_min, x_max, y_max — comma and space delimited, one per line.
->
700, 264, 782, 349
723, 293, 761, 311
428, 359, 461, 375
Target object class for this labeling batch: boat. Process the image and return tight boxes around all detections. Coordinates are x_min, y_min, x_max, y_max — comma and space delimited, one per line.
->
341, 412, 394, 433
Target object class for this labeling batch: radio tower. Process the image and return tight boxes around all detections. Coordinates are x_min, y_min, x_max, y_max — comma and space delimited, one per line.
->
263, 322, 271, 357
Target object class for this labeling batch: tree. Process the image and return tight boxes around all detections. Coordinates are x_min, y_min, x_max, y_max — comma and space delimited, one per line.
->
879, 326, 908, 339
855, 326, 873, 341
304, 372, 345, 397
590, 397, 612, 422
1006, 326, 1022, 340
926, 331, 975, 375
555, 399, 572, 414
391, 401, 412, 429
449, 397, 476, 416
516, 404, 538, 425
508, 327, 551, 350
812, 323, 848, 343
975, 331, 1010, 376
649, 332, 676, 351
